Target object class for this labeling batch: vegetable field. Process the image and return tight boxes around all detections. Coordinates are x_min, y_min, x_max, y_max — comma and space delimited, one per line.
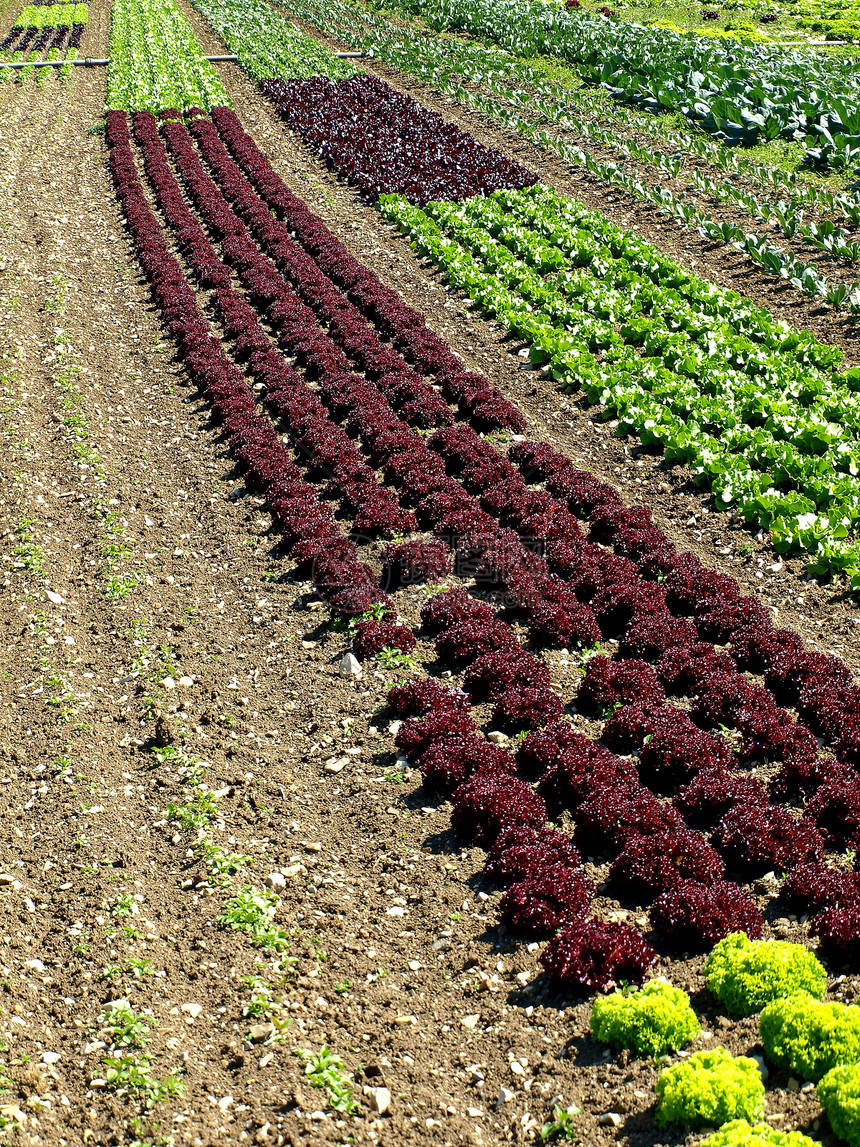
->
2, 1, 860, 1145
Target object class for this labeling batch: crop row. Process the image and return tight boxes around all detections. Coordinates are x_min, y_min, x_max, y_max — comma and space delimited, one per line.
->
266, 0, 860, 313
262, 71, 537, 206
191, 0, 356, 83
226, 62, 859, 572
359, 0, 860, 168
103, 103, 860, 997
280, 0, 860, 223
107, 0, 230, 113
379, 187, 860, 579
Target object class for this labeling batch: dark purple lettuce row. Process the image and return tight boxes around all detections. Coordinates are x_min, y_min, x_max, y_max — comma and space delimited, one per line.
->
49, 24, 69, 51
0, 26, 22, 50
259, 72, 537, 206
507, 440, 860, 773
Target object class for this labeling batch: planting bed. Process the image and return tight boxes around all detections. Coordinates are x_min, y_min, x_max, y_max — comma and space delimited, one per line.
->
1, 0, 860, 1145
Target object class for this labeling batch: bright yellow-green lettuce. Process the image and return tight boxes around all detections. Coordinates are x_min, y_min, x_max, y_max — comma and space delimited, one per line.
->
655, 1048, 765, 1129
704, 933, 826, 1016
590, 980, 700, 1059
818, 1064, 860, 1147
760, 992, 860, 1082
700, 1120, 820, 1146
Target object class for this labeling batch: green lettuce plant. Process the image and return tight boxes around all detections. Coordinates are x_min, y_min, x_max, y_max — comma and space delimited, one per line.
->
704, 933, 827, 1016
700, 1119, 820, 1146
590, 979, 700, 1058
655, 1048, 765, 1129
760, 993, 860, 1082
818, 1064, 860, 1147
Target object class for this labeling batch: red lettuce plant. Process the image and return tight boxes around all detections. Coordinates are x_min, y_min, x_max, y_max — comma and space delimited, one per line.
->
673, 769, 769, 829
712, 805, 824, 876
602, 704, 694, 753
450, 774, 547, 847
419, 737, 514, 798
484, 825, 581, 885
810, 907, 860, 969
540, 919, 657, 993
806, 778, 860, 850
435, 618, 519, 667
577, 656, 665, 716
352, 619, 416, 661
463, 648, 551, 701
387, 678, 470, 719
515, 720, 585, 774
575, 784, 684, 856
381, 539, 452, 589
499, 863, 594, 937
395, 710, 477, 764
651, 880, 763, 951
638, 729, 734, 791
419, 588, 495, 634
491, 685, 565, 732
537, 740, 637, 816
610, 828, 726, 900
779, 863, 860, 915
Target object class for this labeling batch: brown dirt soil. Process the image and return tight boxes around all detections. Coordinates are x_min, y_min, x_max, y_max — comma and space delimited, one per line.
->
0, 4, 857, 1147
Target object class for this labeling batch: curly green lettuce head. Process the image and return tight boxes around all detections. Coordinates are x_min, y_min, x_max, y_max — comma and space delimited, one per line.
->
655, 1047, 765, 1130
759, 992, 860, 1082
700, 1119, 821, 1146
590, 979, 700, 1059
704, 933, 826, 1016
818, 1064, 860, 1147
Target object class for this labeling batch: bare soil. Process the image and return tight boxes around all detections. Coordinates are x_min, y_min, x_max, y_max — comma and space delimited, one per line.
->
0, 4, 857, 1147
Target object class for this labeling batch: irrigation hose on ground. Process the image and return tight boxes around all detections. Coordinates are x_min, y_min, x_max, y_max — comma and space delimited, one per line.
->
0, 51, 367, 67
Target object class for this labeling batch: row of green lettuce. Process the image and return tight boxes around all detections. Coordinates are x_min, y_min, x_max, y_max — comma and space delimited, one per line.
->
379, 183, 860, 580
107, 0, 229, 111
106, 0, 354, 111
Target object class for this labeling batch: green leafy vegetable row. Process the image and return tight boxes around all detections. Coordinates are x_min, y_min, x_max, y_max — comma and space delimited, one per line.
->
363, 0, 860, 168
107, 0, 230, 113
191, 0, 357, 82
379, 185, 860, 577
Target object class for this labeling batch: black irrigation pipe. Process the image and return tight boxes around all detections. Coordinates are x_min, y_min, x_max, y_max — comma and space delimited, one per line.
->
0, 50, 367, 67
